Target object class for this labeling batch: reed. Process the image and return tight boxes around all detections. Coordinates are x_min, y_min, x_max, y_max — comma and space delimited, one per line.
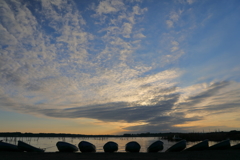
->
162, 131, 240, 141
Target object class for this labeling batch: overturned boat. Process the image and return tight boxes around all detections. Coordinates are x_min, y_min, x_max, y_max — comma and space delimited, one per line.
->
56, 141, 78, 152
209, 139, 230, 150
78, 141, 96, 153
0, 141, 21, 152
103, 141, 118, 153
165, 140, 186, 152
125, 141, 141, 153
184, 139, 209, 151
17, 141, 44, 152
147, 140, 164, 152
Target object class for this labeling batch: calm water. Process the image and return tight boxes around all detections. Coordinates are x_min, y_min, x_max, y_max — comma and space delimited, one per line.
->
1, 137, 239, 152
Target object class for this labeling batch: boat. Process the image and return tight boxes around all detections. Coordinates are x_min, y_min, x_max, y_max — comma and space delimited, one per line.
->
103, 141, 118, 153
125, 141, 141, 153
78, 141, 96, 153
165, 140, 186, 152
17, 141, 45, 152
172, 135, 182, 140
0, 141, 21, 152
208, 139, 230, 150
230, 143, 240, 150
147, 140, 164, 152
184, 139, 209, 151
56, 141, 78, 152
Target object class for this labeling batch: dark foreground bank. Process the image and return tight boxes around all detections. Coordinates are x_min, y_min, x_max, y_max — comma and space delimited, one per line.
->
1, 150, 240, 160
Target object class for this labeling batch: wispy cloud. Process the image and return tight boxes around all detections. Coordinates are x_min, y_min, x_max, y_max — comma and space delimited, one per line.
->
166, 20, 174, 28
96, 0, 125, 15
186, 0, 195, 5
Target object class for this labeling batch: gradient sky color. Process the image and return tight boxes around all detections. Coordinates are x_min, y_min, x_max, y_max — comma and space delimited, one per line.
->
1, 0, 240, 135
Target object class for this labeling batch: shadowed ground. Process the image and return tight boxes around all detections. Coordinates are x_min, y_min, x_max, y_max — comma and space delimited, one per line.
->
0, 150, 240, 160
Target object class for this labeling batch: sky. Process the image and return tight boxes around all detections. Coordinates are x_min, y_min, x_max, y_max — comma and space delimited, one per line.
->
0, 0, 240, 135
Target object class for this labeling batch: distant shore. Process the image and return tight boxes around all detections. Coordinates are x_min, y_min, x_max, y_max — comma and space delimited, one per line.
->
1, 130, 240, 141
1, 150, 240, 160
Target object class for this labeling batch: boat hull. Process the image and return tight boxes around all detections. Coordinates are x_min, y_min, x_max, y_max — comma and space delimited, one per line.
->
103, 141, 118, 153
78, 141, 96, 153
209, 139, 230, 150
17, 141, 44, 152
0, 141, 21, 152
184, 139, 209, 151
56, 141, 78, 152
165, 140, 186, 152
147, 140, 164, 152
125, 141, 141, 153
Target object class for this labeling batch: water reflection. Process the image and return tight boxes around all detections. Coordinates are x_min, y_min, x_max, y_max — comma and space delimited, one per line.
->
0, 137, 240, 152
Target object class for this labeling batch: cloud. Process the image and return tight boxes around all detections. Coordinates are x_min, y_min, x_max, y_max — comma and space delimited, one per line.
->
170, 12, 180, 21
123, 113, 202, 133
121, 81, 240, 133
187, 0, 195, 5
1, 0, 240, 134
133, 33, 146, 38
166, 20, 174, 28
132, 5, 148, 15
178, 81, 231, 108
176, 0, 195, 5
171, 41, 179, 46
165, 10, 182, 28
122, 23, 133, 38
96, 0, 125, 15
174, 81, 240, 128
40, 92, 179, 122
171, 46, 179, 52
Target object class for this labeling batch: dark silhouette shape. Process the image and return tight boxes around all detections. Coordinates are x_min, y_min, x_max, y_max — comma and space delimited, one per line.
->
18, 141, 45, 152
0, 141, 22, 152
103, 141, 118, 153
208, 139, 230, 150
78, 141, 96, 153
147, 140, 164, 152
165, 140, 186, 152
56, 141, 78, 152
184, 139, 209, 151
125, 141, 141, 153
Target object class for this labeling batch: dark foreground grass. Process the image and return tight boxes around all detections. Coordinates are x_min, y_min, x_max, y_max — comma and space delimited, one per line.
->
1, 150, 240, 160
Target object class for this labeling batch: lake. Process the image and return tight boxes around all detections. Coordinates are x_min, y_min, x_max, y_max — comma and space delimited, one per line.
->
1, 137, 240, 152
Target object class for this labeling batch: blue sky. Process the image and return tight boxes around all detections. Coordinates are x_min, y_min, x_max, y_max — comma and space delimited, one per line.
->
0, 0, 240, 134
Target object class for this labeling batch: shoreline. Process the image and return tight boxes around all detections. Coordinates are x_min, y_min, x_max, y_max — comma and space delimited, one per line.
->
1, 130, 240, 142
1, 150, 240, 160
